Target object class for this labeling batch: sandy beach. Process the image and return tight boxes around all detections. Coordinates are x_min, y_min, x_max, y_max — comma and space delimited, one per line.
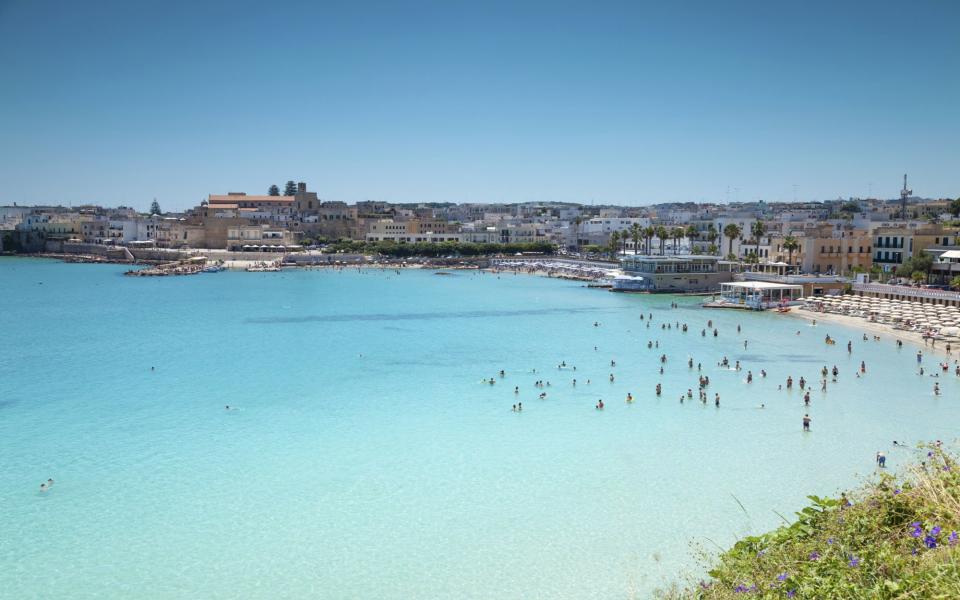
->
787, 307, 957, 360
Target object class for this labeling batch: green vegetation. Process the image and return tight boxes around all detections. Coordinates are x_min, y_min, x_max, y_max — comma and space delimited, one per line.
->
661, 445, 960, 599
951, 276, 960, 291
783, 236, 800, 267
324, 240, 556, 257
283, 180, 297, 196
950, 198, 960, 219
149, 199, 162, 215
898, 253, 933, 282
724, 224, 741, 258
268, 184, 280, 196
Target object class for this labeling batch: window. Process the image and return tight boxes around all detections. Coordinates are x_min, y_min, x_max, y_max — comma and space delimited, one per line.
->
848, 246, 852, 253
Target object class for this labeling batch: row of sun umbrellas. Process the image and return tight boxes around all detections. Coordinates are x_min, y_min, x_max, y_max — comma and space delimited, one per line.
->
801, 295, 960, 338
499, 259, 618, 279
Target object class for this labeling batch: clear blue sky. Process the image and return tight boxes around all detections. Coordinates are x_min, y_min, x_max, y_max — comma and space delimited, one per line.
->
0, 0, 957, 211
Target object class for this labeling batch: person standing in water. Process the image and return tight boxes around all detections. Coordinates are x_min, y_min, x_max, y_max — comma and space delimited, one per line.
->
802, 414, 811, 431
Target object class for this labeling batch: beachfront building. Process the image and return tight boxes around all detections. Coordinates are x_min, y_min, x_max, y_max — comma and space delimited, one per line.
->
205, 193, 296, 223
714, 281, 803, 310
799, 224, 872, 275
740, 270, 847, 297
226, 224, 297, 251
612, 255, 735, 292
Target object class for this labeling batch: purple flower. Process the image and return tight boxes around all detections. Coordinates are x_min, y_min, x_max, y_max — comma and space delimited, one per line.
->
787, 591, 796, 598
893, 489, 901, 495
944, 466, 951, 472
925, 535, 938, 549
910, 522, 923, 538
928, 451, 933, 457
734, 584, 748, 593
931, 526, 942, 537
827, 538, 835, 545
949, 531, 958, 546
912, 548, 918, 555
809, 551, 820, 561
777, 572, 788, 582
848, 555, 861, 567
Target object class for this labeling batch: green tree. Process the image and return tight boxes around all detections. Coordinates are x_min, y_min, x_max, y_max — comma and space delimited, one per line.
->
751, 221, 766, 262
685, 224, 699, 253
783, 235, 800, 267
655, 225, 669, 255
607, 231, 620, 258
149, 199, 162, 215
643, 225, 656, 255
951, 275, 960, 290
671, 226, 685, 255
706, 224, 718, 255
268, 185, 280, 196
950, 198, 960, 218
723, 223, 741, 258
283, 180, 297, 196
630, 223, 641, 255
911, 270, 926, 284
707, 243, 718, 255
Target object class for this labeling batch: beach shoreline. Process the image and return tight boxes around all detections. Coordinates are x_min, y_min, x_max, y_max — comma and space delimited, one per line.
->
787, 307, 956, 360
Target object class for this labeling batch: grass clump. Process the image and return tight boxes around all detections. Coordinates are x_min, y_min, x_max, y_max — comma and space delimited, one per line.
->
661, 445, 960, 599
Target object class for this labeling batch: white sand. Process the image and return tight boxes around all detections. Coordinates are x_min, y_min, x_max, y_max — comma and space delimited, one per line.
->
787, 308, 957, 360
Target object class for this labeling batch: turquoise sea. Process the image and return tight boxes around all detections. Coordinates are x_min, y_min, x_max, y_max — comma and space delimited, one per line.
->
1, 257, 957, 599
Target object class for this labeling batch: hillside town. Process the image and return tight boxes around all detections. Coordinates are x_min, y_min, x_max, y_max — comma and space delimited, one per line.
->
3, 178, 960, 290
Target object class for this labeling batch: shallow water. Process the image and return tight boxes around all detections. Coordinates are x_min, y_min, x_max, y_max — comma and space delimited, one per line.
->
1, 258, 956, 599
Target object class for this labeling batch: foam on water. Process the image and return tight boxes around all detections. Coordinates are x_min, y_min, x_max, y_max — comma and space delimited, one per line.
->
1, 258, 956, 598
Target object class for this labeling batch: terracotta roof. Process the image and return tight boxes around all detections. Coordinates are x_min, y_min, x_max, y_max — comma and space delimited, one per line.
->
209, 203, 239, 210
209, 195, 293, 203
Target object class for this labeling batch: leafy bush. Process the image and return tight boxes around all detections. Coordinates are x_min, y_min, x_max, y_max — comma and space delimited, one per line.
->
661, 445, 960, 599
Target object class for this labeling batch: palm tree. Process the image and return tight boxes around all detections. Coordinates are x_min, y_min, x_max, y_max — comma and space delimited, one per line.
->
723, 224, 741, 258
643, 226, 656, 255
685, 225, 699, 253
751, 221, 766, 263
783, 235, 800, 268
706, 224, 718, 255
655, 225, 669, 255
671, 227, 685, 255
608, 230, 620, 258
630, 223, 641, 255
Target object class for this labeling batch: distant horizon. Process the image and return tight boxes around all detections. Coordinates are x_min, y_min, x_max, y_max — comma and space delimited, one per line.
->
3, 193, 953, 214
1, 0, 957, 211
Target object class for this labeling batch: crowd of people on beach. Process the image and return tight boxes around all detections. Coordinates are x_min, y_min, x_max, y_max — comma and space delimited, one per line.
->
486, 303, 959, 471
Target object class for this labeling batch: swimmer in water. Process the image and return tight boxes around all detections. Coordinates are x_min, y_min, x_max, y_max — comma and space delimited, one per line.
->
626, 393, 633, 403
802, 414, 811, 431
714, 393, 720, 407
517, 402, 522, 411
596, 399, 604, 410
